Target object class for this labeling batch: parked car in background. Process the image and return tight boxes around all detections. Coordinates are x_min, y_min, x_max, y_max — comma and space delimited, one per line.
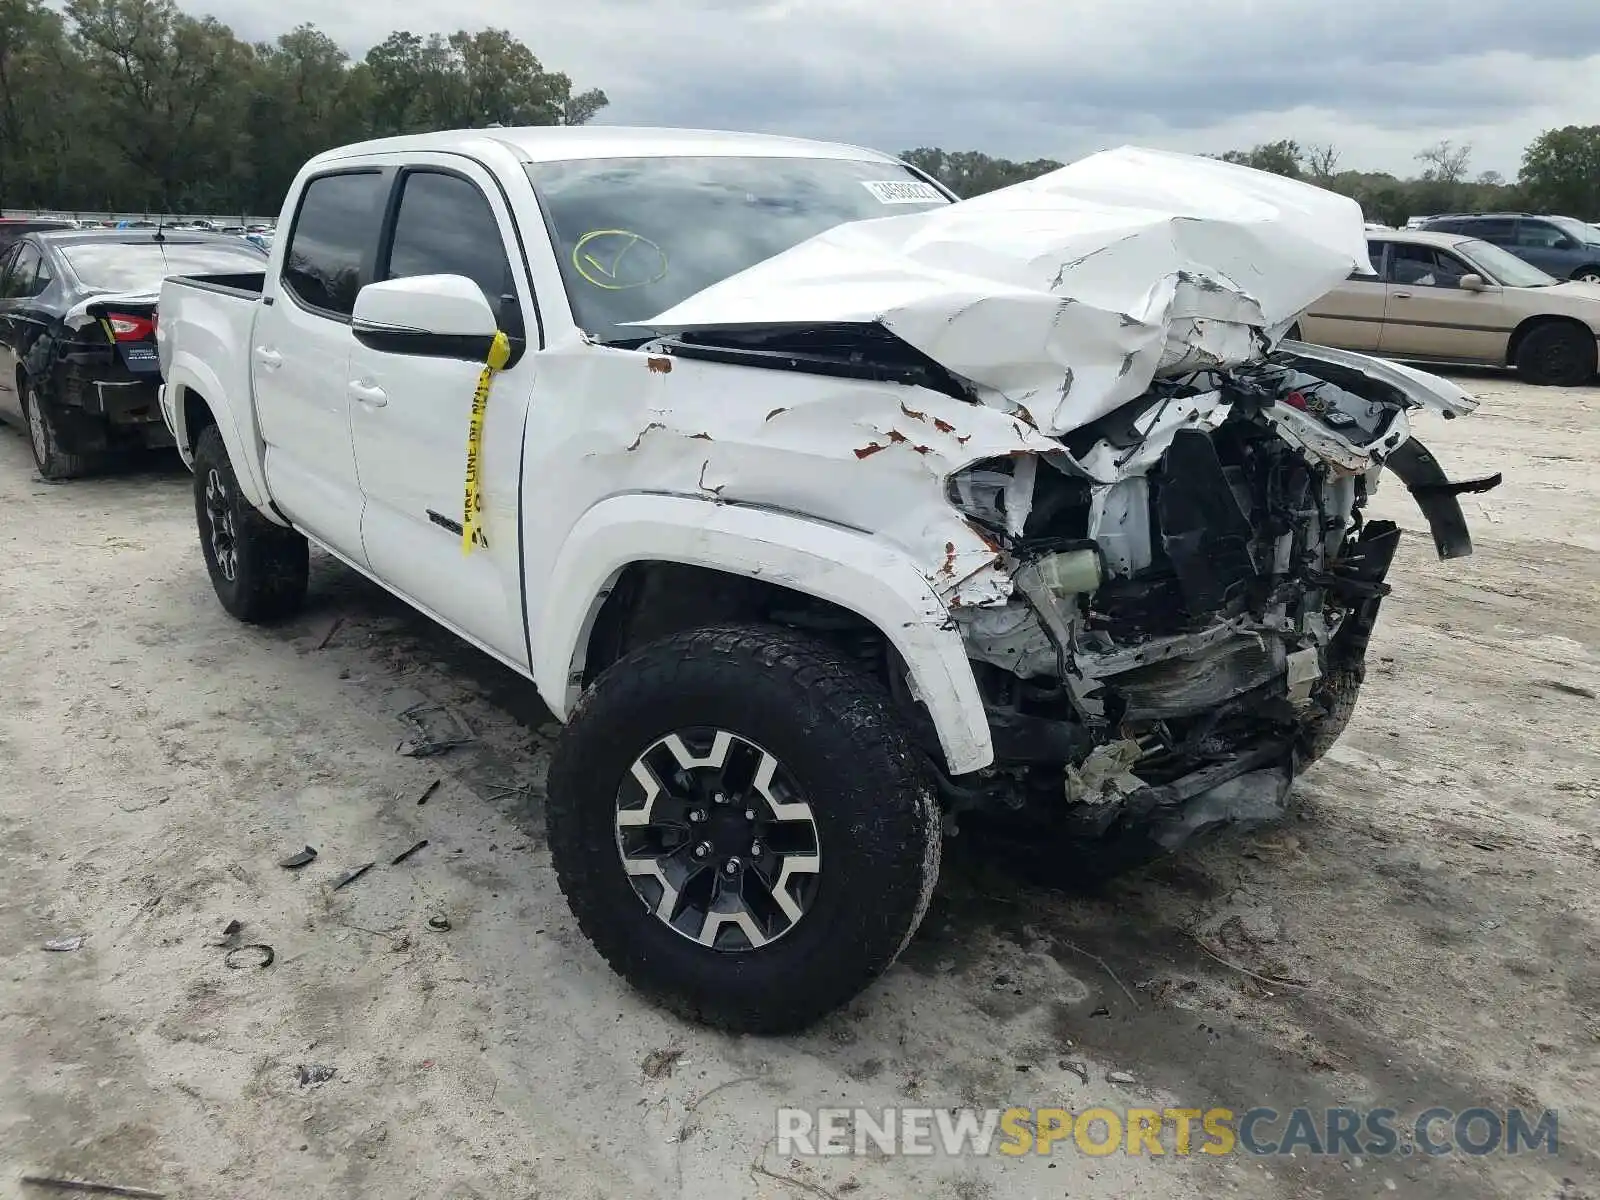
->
1294, 229, 1600, 386
0, 217, 74, 255
1419, 213, 1600, 283
0, 229, 267, 478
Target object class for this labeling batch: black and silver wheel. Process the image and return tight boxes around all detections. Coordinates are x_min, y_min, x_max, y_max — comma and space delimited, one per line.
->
21, 376, 94, 480
192, 424, 309, 623
1515, 321, 1596, 387
617, 728, 821, 950
547, 624, 941, 1033
1572, 266, 1600, 285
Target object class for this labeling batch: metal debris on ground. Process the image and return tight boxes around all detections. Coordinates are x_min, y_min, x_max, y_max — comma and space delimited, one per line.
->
396, 702, 474, 758
390, 840, 429, 865
641, 1048, 685, 1079
331, 863, 375, 891
426, 915, 452, 932
314, 616, 343, 650
297, 1063, 337, 1088
223, 944, 274, 969
278, 846, 317, 869
19, 1173, 166, 1198
42, 936, 84, 952
414, 779, 441, 805
1058, 1060, 1089, 1084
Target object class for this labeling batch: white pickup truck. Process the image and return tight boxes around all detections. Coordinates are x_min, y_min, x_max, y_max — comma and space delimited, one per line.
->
157, 127, 1498, 1032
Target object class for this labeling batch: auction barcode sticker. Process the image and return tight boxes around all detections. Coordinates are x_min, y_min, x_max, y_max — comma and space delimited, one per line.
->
861, 180, 946, 204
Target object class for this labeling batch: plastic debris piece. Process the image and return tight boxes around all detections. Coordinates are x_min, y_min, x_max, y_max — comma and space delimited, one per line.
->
391, 840, 429, 866
415, 779, 441, 805
19, 1173, 166, 1198
42, 936, 84, 952
396, 702, 474, 757
331, 863, 375, 891
278, 847, 317, 869
426, 915, 451, 932
297, 1063, 336, 1088
224, 944, 274, 969
1107, 1070, 1136, 1085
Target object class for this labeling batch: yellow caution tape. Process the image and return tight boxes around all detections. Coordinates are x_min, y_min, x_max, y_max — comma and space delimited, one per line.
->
461, 330, 512, 554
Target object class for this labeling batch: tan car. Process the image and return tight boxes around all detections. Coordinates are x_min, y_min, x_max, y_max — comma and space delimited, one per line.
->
1294, 230, 1600, 386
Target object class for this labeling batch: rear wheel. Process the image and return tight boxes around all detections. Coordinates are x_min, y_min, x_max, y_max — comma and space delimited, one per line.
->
546, 624, 941, 1033
21, 376, 96, 481
1515, 321, 1596, 387
192, 424, 308, 623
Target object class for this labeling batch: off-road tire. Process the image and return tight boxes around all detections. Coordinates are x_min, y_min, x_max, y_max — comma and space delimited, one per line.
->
192, 424, 308, 623
1515, 321, 1596, 387
21, 376, 96, 481
546, 623, 942, 1034
1297, 662, 1365, 766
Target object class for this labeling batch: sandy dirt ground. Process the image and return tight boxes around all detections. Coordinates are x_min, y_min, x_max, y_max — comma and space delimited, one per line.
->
1, 372, 1597, 1200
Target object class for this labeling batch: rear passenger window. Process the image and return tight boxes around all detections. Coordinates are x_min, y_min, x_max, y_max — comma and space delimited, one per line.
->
382, 171, 521, 333
282, 171, 387, 317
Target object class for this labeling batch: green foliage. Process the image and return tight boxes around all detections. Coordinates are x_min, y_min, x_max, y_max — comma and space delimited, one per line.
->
0, 0, 608, 215
1520, 126, 1600, 220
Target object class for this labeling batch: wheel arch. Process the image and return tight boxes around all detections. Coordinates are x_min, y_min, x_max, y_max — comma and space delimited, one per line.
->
1505, 313, 1595, 368
161, 356, 280, 520
530, 493, 995, 775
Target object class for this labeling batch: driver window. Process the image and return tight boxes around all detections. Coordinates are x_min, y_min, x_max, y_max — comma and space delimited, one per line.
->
0, 245, 19, 296
1515, 221, 1568, 249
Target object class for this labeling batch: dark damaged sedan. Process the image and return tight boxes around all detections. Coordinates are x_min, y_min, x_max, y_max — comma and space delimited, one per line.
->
0, 230, 267, 479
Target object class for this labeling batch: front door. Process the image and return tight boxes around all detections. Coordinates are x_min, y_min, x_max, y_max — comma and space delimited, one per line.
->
1377, 242, 1509, 365
0, 243, 24, 421
347, 159, 538, 666
1299, 239, 1388, 351
254, 167, 392, 564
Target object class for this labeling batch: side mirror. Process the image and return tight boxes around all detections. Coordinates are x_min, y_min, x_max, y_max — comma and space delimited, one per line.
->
1458, 273, 1487, 292
352, 274, 499, 360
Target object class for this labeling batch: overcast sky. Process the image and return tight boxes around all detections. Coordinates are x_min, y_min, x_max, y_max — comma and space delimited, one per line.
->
200, 0, 1599, 178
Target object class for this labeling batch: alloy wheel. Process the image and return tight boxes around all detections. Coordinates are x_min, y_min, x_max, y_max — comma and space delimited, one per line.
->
204, 468, 239, 581
615, 727, 821, 951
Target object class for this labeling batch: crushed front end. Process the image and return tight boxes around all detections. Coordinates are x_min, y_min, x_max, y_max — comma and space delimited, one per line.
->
943, 348, 1500, 853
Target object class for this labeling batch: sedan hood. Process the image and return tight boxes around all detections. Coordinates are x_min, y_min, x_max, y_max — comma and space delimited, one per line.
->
638, 147, 1377, 437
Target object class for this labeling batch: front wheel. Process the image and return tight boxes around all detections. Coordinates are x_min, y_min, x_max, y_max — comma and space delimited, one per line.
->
192, 424, 309, 623
546, 624, 942, 1033
1571, 266, 1600, 285
1516, 321, 1596, 387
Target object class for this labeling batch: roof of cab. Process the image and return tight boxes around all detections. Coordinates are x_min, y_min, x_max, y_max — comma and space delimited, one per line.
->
310, 125, 897, 168
1364, 228, 1476, 250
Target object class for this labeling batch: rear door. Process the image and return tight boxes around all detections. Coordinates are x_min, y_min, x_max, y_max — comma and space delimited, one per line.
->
347, 157, 538, 665
1299, 238, 1387, 350
252, 168, 391, 564
1378, 242, 1509, 364
1509, 218, 1572, 276
0, 243, 50, 418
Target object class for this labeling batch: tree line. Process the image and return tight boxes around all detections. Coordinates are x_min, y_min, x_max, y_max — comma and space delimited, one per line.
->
3, 0, 1597, 223
0, 0, 608, 215
905, 132, 1600, 224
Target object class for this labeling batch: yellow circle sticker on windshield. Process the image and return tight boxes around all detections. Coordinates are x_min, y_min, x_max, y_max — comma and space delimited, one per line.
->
573, 230, 668, 290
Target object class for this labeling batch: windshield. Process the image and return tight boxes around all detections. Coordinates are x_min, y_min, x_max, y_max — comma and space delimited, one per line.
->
525, 155, 950, 341
1548, 215, 1600, 245
1456, 239, 1559, 288
60, 240, 266, 292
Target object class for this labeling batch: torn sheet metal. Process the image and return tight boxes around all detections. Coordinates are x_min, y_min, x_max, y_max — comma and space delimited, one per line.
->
64, 289, 159, 330
638, 147, 1374, 436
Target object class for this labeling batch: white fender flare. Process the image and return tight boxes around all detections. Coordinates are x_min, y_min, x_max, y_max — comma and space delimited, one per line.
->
531, 493, 995, 775
160, 355, 277, 520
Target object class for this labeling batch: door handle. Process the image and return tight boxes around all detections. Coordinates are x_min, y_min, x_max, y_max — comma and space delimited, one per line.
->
253, 346, 283, 369
1391, 292, 1412, 299
348, 380, 388, 407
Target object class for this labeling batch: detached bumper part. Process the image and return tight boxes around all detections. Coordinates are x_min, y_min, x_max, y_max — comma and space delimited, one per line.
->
1384, 438, 1501, 560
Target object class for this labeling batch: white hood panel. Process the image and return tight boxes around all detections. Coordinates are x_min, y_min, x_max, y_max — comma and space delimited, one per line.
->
639, 147, 1375, 437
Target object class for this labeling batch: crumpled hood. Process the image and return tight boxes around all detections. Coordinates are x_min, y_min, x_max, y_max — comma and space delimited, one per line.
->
638, 147, 1376, 437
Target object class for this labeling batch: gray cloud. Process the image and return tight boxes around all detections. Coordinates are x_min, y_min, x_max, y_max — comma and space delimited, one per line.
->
196, 0, 1600, 174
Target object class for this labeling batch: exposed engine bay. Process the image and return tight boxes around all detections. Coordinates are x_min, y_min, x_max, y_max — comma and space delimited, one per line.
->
938, 346, 1500, 851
